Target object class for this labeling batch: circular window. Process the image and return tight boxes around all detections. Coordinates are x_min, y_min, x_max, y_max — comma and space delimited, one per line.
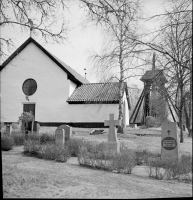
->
22, 79, 37, 96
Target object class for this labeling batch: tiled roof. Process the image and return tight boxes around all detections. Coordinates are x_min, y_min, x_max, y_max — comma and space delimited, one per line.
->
140, 70, 161, 81
0, 37, 89, 85
67, 82, 131, 109
140, 70, 167, 83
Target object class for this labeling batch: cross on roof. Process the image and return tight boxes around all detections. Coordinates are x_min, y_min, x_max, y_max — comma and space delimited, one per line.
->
104, 113, 121, 142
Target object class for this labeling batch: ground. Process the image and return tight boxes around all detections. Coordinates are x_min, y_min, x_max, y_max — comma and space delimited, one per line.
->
2, 127, 192, 198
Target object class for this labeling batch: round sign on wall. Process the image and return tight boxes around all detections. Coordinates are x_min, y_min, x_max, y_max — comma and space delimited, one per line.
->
162, 137, 177, 150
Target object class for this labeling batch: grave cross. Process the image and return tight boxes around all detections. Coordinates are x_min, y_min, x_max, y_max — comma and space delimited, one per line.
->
167, 130, 171, 135
104, 114, 121, 142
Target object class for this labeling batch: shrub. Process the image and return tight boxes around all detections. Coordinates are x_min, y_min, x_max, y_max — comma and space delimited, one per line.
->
145, 157, 166, 180
23, 140, 70, 162
11, 132, 25, 146
135, 149, 161, 165
66, 138, 85, 156
112, 149, 136, 174
55, 145, 71, 162
1, 136, 14, 151
145, 155, 192, 181
27, 134, 40, 142
23, 140, 41, 156
78, 146, 112, 170
146, 116, 160, 128
163, 155, 192, 182
78, 142, 137, 174
40, 133, 55, 144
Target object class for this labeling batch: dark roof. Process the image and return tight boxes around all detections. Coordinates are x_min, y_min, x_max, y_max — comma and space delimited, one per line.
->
140, 69, 167, 83
0, 37, 89, 86
67, 82, 131, 109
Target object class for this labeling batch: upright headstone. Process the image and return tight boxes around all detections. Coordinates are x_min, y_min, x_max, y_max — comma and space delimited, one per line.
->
161, 122, 180, 160
36, 123, 41, 134
104, 113, 121, 153
57, 125, 72, 141
55, 128, 65, 147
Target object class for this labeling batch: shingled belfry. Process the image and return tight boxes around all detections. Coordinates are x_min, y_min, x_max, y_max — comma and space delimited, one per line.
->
129, 52, 178, 126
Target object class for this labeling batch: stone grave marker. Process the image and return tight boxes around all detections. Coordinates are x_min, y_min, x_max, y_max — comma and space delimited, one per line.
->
104, 113, 121, 153
55, 128, 65, 147
57, 125, 72, 141
161, 121, 180, 160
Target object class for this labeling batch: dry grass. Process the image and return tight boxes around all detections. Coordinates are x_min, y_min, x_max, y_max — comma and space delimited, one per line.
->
2, 127, 192, 198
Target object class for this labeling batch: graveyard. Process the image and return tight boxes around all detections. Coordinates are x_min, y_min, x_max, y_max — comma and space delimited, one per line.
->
2, 121, 192, 198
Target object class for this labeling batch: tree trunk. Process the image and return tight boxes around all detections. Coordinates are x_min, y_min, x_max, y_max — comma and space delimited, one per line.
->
184, 103, 192, 137
179, 85, 184, 143
117, 81, 124, 133
189, 62, 192, 137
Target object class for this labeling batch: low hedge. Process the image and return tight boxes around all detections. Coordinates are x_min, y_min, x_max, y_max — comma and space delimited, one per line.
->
1, 136, 14, 151
23, 140, 70, 162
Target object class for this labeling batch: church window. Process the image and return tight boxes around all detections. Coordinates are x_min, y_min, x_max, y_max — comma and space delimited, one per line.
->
22, 79, 37, 96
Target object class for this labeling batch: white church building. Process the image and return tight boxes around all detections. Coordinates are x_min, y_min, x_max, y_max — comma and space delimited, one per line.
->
0, 37, 131, 128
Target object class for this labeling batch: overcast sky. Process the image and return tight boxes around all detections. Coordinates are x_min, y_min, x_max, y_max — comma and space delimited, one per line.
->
1, 0, 168, 87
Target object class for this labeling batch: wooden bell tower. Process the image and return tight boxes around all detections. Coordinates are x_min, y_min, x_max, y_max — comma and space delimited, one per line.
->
129, 52, 177, 126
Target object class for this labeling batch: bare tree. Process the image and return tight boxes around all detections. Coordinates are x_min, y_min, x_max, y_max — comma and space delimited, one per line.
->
123, 0, 192, 142
80, 0, 145, 133
0, 0, 69, 61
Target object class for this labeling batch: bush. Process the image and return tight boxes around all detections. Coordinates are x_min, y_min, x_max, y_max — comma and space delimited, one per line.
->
11, 132, 25, 146
145, 155, 192, 182
1, 136, 14, 151
146, 116, 160, 128
163, 155, 192, 182
146, 157, 166, 180
23, 140, 41, 156
78, 146, 112, 170
78, 142, 137, 174
40, 133, 55, 144
135, 149, 161, 165
66, 138, 85, 156
112, 149, 136, 174
23, 140, 70, 162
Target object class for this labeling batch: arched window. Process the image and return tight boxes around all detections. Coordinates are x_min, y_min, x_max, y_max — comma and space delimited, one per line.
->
22, 79, 37, 96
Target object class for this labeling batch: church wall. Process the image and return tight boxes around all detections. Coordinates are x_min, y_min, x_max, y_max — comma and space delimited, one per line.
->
66, 104, 119, 123
69, 80, 77, 97
1, 42, 130, 127
0, 42, 72, 123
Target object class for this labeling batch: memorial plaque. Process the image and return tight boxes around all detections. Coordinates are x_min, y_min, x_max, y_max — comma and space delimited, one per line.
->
162, 137, 177, 150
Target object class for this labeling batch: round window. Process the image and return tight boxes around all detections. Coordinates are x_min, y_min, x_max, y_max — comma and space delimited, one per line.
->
22, 79, 37, 96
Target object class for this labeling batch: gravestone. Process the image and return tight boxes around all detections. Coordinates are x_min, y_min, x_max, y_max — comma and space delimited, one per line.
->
57, 125, 72, 141
104, 113, 121, 153
161, 121, 180, 160
55, 129, 65, 147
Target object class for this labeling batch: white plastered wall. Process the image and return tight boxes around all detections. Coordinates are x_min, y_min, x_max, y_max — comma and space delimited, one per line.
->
0, 42, 130, 125
0, 42, 74, 123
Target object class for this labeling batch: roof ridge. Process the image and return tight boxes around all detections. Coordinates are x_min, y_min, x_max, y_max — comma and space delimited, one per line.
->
82, 82, 127, 85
